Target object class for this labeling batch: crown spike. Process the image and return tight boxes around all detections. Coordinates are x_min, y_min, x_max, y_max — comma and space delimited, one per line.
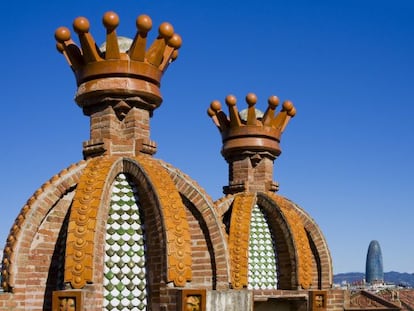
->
159, 33, 182, 72
262, 95, 279, 126
102, 12, 121, 60
146, 22, 174, 66
271, 100, 296, 132
210, 100, 230, 130
245, 93, 258, 126
73, 17, 103, 63
225, 95, 242, 127
207, 107, 221, 128
55, 27, 84, 70
129, 15, 153, 61
280, 101, 296, 132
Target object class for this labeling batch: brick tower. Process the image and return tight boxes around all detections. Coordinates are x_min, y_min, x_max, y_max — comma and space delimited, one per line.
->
208, 93, 334, 309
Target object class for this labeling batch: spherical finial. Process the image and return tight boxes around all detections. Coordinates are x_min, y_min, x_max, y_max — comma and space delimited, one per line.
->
136, 14, 152, 33
282, 100, 296, 117
288, 106, 297, 117
55, 26, 71, 42
282, 100, 293, 112
103, 11, 120, 31
168, 33, 182, 49
159, 22, 174, 39
225, 95, 237, 107
210, 100, 222, 112
245, 93, 257, 107
73, 17, 90, 34
268, 95, 279, 109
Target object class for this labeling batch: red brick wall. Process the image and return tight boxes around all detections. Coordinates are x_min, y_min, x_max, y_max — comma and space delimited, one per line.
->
326, 289, 345, 310
86, 105, 153, 158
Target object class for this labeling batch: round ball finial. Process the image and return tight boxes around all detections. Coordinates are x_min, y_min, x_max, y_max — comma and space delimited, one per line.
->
159, 22, 174, 39
282, 100, 294, 112
210, 100, 222, 112
103, 11, 120, 31
245, 93, 257, 107
268, 95, 279, 109
136, 14, 152, 32
288, 106, 297, 117
73, 17, 90, 34
225, 95, 237, 107
168, 33, 182, 49
55, 26, 71, 42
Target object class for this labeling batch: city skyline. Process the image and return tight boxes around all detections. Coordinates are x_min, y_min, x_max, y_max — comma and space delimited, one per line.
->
0, 0, 413, 274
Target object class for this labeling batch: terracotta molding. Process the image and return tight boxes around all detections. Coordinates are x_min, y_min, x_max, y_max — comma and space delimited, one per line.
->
65, 156, 116, 289
266, 192, 313, 289
287, 198, 333, 288
228, 193, 256, 289
134, 155, 192, 287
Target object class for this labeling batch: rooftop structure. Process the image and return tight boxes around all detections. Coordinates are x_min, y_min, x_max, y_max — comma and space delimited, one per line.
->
3, 7, 410, 311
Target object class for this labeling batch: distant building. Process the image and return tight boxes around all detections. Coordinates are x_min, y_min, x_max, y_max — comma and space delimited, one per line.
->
366, 240, 384, 284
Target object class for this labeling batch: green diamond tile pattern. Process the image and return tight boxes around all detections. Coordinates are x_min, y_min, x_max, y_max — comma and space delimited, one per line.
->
104, 173, 147, 311
247, 204, 278, 290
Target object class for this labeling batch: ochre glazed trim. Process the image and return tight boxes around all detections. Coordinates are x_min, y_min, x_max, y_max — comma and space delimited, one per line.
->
134, 155, 192, 287
267, 193, 313, 289
65, 157, 116, 289
228, 193, 256, 289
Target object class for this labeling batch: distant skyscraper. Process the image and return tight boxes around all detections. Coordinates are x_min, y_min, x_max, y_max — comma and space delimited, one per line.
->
365, 240, 384, 284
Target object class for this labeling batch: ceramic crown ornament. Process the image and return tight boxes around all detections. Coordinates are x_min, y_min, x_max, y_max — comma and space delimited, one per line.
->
55, 11, 182, 111
208, 93, 296, 161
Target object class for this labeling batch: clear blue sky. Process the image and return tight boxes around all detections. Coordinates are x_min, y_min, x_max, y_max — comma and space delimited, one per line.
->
1, 0, 413, 275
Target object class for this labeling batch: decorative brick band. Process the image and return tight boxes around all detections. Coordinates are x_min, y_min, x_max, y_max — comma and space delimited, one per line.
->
267, 192, 313, 289
134, 155, 192, 287
228, 193, 256, 289
65, 156, 116, 289
1, 161, 86, 292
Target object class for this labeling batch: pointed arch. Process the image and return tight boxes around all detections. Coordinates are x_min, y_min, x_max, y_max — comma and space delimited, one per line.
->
65, 156, 192, 289
225, 192, 313, 290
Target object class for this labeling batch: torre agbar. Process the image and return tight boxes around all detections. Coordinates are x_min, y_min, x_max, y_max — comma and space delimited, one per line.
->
1, 10, 349, 311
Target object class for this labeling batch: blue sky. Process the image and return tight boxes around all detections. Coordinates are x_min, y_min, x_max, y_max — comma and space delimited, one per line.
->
1, 0, 413, 274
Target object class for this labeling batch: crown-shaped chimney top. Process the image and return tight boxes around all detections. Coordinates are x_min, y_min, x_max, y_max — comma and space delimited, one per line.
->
208, 93, 296, 160
208, 93, 296, 194
55, 11, 182, 111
